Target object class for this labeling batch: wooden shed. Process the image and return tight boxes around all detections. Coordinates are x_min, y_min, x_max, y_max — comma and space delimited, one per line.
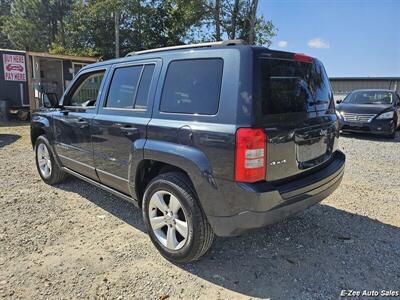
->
0, 49, 97, 119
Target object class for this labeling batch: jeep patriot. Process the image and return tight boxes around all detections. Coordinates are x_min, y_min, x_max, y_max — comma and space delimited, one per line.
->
31, 40, 345, 263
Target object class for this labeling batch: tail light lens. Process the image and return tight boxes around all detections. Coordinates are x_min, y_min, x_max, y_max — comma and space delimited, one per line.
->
235, 128, 267, 182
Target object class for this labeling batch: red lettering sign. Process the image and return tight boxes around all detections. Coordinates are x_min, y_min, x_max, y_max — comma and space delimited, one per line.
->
3, 54, 26, 82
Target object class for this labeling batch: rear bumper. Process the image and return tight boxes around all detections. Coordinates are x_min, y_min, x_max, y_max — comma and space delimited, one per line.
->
340, 118, 395, 135
206, 150, 345, 236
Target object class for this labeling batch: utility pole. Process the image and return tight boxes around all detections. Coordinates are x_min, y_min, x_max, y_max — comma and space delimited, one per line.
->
249, 0, 259, 45
115, 11, 120, 58
214, 0, 221, 41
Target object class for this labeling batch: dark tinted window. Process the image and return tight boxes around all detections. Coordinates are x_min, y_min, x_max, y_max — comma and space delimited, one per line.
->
312, 60, 331, 103
135, 64, 155, 109
256, 57, 332, 115
67, 71, 105, 107
344, 91, 394, 105
106, 66, 142, 109
160, 59, 223, 114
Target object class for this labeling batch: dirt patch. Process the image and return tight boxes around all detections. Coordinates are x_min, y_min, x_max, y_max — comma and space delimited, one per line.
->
0, 124, 399, 299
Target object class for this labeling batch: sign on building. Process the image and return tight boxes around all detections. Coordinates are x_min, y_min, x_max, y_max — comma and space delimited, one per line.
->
3, 54, 26, 81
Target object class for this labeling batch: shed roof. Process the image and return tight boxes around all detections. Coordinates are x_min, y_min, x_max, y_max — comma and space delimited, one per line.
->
27, 51, 97, 62
330, 77, 400, 81
1, 48, 97, 62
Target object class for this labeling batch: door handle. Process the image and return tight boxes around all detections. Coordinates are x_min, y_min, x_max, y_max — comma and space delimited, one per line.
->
120, 126, 139, 136
77, 118, 89, 128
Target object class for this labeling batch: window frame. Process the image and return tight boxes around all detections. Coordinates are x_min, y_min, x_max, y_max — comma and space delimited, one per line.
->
62, 68, 107, 109
134, 64, 156, 110
103, 62, 156, 112
72, 62, 88, 77
159, 58, 224, 116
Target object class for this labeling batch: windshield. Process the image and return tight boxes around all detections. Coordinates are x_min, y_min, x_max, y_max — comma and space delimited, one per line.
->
344, 91, 393, 105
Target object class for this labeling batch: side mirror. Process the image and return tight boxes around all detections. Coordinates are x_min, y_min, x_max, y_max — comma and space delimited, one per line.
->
335, 99, 342, 104
42, 93, 59, 108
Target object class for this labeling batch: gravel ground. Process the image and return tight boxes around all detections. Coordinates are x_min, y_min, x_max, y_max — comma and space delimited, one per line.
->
0, 123, 399, 299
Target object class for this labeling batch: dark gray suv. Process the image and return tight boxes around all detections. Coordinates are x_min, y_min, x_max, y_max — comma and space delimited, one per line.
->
31, 41, 345, 263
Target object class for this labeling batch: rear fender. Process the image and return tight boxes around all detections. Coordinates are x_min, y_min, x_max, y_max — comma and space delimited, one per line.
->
134, 140, 218, 213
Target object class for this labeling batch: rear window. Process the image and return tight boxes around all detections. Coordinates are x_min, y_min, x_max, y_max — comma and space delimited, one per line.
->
160, 59, 223, 115
255, 55, 332, 115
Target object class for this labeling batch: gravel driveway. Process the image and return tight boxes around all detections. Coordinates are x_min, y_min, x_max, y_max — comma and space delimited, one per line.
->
1, 124, 399, 299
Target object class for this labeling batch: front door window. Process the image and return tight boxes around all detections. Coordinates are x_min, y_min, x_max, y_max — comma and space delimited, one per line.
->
65, 71, 105, 107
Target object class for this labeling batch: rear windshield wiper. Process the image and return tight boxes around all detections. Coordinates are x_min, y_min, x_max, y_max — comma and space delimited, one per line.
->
310, 100, 329, 106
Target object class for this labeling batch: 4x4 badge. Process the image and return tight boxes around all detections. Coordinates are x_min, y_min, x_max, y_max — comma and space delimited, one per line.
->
270, 159, 287, 166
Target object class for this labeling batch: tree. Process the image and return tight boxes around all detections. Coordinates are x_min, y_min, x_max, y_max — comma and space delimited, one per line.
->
2, 0, 72, 51
49, 0, 206, 59
248, 0, 258, 44
50, 0, 122, 58
0, 0, 12, 48
229, 0, 240, 40
208, 0, 276, 46
214, 0, 221, 41
1, 0, 275, 57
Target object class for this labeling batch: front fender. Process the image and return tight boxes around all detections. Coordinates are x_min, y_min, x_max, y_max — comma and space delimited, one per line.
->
31, 113, 62, 168
31, 114, 53, 146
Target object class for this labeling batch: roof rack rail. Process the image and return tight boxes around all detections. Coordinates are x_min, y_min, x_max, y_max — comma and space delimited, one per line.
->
125, 39, 246, 57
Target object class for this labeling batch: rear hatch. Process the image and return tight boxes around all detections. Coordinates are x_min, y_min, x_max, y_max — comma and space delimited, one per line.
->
253, 48, 338, 182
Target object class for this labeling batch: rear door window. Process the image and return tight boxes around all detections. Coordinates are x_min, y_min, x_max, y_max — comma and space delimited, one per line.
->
255, 56, 333, 115
106, 66, 142, 109
160, 59, 223, 115
135, 64, 155, 109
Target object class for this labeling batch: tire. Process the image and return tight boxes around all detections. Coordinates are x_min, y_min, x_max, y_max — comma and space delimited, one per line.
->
35, 135, 67, 185
142, 172, 214, 263
388, 125, 396, 139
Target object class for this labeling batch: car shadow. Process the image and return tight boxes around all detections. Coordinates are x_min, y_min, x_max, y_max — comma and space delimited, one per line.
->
184, 205, 400, 299
340, 130, 400, 143
0, 120, 30, 127
56, 177, 146, 232
0, 134, 21, 148
56, 177, 400, 299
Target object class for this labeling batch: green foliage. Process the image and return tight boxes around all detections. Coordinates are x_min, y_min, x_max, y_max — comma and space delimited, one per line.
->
0, 0, 12, 48
253, 16, 275, 47
1, 0, 72, 51
218, 0, 276, 45
0, 0, 275, 58
48, 0, 207, 59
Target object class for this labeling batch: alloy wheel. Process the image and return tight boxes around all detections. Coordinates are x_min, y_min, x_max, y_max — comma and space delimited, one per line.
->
37, 143, 52, 178
148, 190, 189, 251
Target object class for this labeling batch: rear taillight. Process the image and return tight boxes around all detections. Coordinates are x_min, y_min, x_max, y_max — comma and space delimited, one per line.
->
235, 128, 267, 182
294, 53, 313, 64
